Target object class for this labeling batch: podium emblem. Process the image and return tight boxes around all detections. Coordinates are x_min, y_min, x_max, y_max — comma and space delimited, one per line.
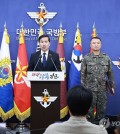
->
34, 89, 57, 108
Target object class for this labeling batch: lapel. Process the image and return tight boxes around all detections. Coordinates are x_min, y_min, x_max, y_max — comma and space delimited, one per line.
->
37, 50, 42, 63
36, 50, 44, 69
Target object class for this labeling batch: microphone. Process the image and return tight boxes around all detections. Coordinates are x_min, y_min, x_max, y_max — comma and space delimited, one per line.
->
49, 54, 58, 71
33, 54, 42, 71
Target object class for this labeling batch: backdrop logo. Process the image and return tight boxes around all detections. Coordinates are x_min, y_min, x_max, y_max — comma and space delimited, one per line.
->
112, 58, 120, 69
16, 3, 67, 41
34, 89, 57, 108
27, 3, 57, 26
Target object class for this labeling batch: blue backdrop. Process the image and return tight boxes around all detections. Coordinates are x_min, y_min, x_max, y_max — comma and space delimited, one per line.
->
0, 0, 120, 116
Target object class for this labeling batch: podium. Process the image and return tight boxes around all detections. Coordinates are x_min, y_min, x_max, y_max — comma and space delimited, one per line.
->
27, 71, 64, 134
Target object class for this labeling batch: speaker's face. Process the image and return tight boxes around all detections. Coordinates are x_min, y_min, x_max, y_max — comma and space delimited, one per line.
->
39, 37, 50, 52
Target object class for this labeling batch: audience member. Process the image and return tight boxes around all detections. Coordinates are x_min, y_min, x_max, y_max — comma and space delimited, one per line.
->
44, 85, 108, 134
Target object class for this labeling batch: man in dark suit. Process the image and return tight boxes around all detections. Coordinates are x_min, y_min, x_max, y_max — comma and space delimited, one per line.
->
28, 34, 61, 71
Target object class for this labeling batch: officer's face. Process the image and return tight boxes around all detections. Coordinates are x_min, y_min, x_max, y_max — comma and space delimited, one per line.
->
39, 37, 50, 52
90, 38, 101, 51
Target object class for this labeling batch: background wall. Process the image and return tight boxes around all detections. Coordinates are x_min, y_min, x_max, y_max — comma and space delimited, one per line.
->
0, 0, 120, 117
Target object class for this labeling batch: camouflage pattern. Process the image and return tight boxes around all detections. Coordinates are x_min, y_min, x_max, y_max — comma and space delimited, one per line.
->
87, 90, 107, 122
81, 52, 114, 122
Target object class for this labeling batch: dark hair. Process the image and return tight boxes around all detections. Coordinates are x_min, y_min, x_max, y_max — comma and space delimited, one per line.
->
67, 85, 93, 116
90, 36, 101, 42
38, 34, 50, 42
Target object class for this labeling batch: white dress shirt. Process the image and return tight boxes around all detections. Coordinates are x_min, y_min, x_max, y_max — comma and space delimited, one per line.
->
41, 50, 49, 62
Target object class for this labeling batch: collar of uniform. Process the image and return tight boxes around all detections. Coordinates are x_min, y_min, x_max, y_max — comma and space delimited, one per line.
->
91, 52, 104, 58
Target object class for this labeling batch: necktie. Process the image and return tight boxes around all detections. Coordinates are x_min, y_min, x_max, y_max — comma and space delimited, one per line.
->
43, 53, 46, 67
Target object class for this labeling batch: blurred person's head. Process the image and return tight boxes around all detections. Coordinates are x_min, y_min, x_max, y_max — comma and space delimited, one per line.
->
114, 115, 120, 134
67, 85, 93, 116
114, 126, 120, 134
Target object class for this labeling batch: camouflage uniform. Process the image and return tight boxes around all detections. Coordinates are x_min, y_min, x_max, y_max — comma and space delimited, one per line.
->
81, 52, 114, 123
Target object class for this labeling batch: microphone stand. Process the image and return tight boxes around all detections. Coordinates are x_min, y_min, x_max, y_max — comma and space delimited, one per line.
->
33, 54, 42, 71
49, 54, 58, 71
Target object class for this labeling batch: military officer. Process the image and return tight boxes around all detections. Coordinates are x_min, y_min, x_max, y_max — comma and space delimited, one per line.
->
81, 36, 115, 124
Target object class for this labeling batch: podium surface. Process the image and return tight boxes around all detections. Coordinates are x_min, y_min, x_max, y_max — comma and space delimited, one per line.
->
27, 71, 64, 134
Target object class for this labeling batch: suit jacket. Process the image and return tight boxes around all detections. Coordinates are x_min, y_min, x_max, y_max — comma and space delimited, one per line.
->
44, 116, 108, 134
27, 50, 61, 71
